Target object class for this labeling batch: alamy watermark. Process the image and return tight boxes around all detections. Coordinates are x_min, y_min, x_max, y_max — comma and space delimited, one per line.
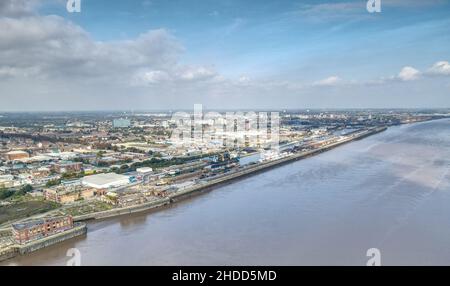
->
66, 248, 81, 266
67, 1, 380, 14
170, 104, 280, 151
67, 0, 81, 13
367, 0, 381, 13
366, 248, 381, 266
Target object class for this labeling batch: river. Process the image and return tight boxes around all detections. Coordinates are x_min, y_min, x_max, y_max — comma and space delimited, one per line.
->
3, 119, 450, 265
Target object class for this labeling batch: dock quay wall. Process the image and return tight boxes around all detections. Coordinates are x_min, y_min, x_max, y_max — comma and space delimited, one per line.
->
18, 224, 87, 255
0, 247, 18, 262
0, 229, 11, 237
74, 197, 171, 222
0, 224, 87, 262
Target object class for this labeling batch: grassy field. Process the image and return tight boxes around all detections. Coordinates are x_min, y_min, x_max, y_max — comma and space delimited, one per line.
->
0, 200, 60, 225
61, 201, 113, 217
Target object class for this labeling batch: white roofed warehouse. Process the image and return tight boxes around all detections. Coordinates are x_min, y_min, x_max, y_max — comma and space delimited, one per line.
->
82, 173, 130, 189
5, 150, 29, 161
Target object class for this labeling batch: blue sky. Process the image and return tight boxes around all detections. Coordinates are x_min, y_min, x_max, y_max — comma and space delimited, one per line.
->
39, 0, 450, 79
0, 0, 449, 110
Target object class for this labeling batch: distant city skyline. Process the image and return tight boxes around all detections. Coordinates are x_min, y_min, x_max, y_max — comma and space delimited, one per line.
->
0, 0, 450, 111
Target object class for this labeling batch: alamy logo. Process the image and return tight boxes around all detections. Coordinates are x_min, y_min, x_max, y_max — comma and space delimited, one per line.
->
66, 248, 81, 266
170, 104, 280, 151
67, 0, 81, 13
366, 248, 381, 266
367, 0, 381, 13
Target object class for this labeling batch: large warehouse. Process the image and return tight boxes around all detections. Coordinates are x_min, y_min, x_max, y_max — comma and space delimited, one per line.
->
82, 173, 130, 189
5, 150, 29, 161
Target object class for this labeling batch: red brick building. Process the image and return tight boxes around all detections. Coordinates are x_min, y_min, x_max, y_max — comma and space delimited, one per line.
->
12, 216, 74, 244
52, 161, 83, 174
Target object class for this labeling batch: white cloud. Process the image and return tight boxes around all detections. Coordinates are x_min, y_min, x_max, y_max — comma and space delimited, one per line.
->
397, 66, 420, 81
133, 70, 171, 85
0, 66, 40, 78
374, 62, 450, 84
238, 75, 251, 83
0, 0, 449, 110
176, 66, 217, 81
428, 61, 450, 76
0, 0, 39, 17
132, 66, 218, 86
0, 13, 203, 85
313, 76, 342, 86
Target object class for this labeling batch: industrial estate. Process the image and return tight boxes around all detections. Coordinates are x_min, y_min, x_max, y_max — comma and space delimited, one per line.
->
0, 109, 448, 261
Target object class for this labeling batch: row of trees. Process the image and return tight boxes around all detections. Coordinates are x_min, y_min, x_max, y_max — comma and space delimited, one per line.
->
0, 184, 33, 200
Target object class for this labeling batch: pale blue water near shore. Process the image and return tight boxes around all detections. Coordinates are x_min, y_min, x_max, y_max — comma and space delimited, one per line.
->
3, 119, 450, 266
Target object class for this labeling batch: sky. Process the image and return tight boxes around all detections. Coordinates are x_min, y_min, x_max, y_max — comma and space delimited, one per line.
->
0, 0, 450, 111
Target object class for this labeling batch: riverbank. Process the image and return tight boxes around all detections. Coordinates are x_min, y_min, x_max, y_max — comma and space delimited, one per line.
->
68, 126, 387, 223
0, 223, 87, 262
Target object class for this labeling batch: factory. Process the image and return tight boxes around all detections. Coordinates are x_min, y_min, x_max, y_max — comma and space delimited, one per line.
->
5, 150, 29, 161
12, 216, 74, 244
113, 118, 131, 128
81, 173, 131, 189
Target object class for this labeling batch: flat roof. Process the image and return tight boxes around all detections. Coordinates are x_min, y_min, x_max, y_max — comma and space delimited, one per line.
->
82, 173, 129, 185
13, 220, 44, 230
136, 167, 153, 172
12, 216, 69, 230
6, 150, 28, 155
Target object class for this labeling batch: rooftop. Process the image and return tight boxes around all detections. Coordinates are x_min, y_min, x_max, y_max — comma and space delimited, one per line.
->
6, 150, 28, 155
82, 173, 129, 186
12, 216, 70, 231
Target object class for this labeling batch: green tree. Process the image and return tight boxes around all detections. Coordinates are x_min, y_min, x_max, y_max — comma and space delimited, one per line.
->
0, 188, 14, 200
46, 179, 61, 187
15, 184, 33, 197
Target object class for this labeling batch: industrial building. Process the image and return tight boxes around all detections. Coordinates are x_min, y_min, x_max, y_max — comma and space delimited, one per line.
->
5, 150, 29, 161
12, 216, 74, 244
43, 186, 95, 204
82, 173, 130, 189
113, 118, 131, 128
0, 175, 14, 188
52, 161, 83, 174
